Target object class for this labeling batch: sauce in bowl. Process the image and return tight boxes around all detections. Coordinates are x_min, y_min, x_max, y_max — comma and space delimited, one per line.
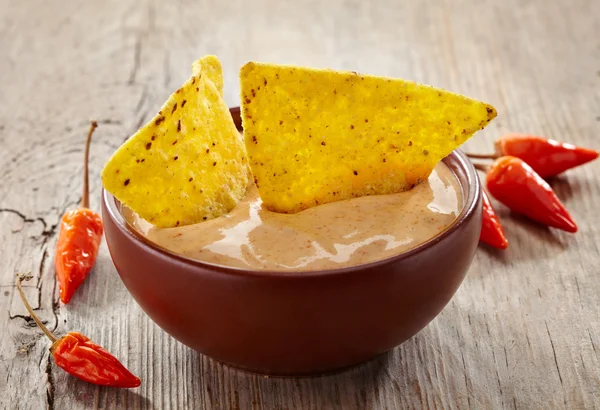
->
124, 162, 462, 271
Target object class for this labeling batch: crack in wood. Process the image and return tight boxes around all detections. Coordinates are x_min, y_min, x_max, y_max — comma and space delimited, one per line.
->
545, 321, 563, 386
46, 353, 55, 410
574, 276, 583, 310
588, 329, 596, 354
0, 208, 47, 231
132, 110, 150, 137
8, 313, 47, 325
98, 119, 123, 125
37, 250, 49, 301
134, 86, 148, 115
495, 368, 503, 398
127, 37, 142, 86
460, 349, 471, 409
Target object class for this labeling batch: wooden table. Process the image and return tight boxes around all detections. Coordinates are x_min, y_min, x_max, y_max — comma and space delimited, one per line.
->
1, 0, 598, 408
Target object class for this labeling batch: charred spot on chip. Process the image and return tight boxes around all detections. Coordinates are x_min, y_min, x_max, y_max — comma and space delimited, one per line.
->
136, 159, 140, 163
175, 221, 180, 227
353, 170, 358, 176
251, 89, 256, 97
189, 177, 193, 182
206, 148, 210, 154
203, 216, 207, 220
408, 141, 413, 146
177, 120, 181, 132
172, 140, 178, 145
174, 156, 179, 160
146, 142, 152, 150
365, 119, 369, 123
116, 169, 120, 174
423, 149, 429, 155
350, 125, 354, 130
176, 88, 182, 94
191, 77, 196, 84
245, 98, 251, 104
181, 100, 187, 107
172, 103, 177, 114
196, 87, 199, 92
279, 120, 283, 125
213, 162, 217, 166
124, 179, 130, 186
321, 141, 326, 146
252, 135, 258, 144
155, 116, 165, 126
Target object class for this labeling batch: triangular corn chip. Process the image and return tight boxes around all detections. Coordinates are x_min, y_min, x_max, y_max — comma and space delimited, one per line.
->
240, 62, 496, 213
102, 57, 248, 227
192, 55, 224, 97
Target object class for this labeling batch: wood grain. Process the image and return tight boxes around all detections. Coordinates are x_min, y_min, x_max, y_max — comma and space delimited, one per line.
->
1, 0, 598, 408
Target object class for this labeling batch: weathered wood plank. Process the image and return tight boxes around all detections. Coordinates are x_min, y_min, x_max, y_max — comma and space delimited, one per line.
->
0, 0, 598, 409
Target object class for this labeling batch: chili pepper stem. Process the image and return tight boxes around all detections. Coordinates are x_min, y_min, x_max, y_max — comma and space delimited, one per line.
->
473, 163, 490, 173
15, 274, 58, 343
81, 121, 98, 209
465, 152, 498, 160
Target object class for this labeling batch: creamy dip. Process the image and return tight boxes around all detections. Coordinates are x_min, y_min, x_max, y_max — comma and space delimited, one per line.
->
124, 162, 462, 272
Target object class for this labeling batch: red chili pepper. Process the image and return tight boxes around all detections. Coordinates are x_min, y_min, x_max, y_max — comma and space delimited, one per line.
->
16, 275, 141, 388
484, 156, 577, 232
55, 121, 104, 304
479, 190, 508, 249
496, 134, 598, 177
468, 134, 598, 178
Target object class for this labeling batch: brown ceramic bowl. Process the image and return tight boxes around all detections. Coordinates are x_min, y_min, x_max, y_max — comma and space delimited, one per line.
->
102, 107, 482, 376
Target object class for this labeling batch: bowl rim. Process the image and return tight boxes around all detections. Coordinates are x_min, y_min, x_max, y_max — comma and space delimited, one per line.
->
102, 107, 481, 279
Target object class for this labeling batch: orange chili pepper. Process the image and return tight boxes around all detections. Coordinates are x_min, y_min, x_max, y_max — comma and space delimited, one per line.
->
16, 275, 141, 388
479, 190, 508, 249
467, 134, 598, 178
55, 121, 103, 304
483, 156, 577, 233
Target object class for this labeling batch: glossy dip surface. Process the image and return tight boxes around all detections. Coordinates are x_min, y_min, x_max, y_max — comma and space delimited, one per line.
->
124, 162, 462, 271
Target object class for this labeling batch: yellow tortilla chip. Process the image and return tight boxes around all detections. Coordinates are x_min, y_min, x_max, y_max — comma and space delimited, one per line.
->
192, 55, 224, 97
102, 57, 248, 228
240, 62, 496, 213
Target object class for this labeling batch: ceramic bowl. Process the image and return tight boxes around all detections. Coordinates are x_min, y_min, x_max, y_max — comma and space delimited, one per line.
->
102, 107, 482, 375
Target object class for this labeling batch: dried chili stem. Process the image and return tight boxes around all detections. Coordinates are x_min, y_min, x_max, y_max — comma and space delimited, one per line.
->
465, 152, 497, 160
16, 274, 58, 343
473, 162, 489, 173
81, 121, 98, 209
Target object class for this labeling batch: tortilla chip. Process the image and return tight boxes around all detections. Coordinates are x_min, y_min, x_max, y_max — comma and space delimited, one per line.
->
192, 55, 224, 97
102, 57, 248, 228
240, 62, 496, 213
